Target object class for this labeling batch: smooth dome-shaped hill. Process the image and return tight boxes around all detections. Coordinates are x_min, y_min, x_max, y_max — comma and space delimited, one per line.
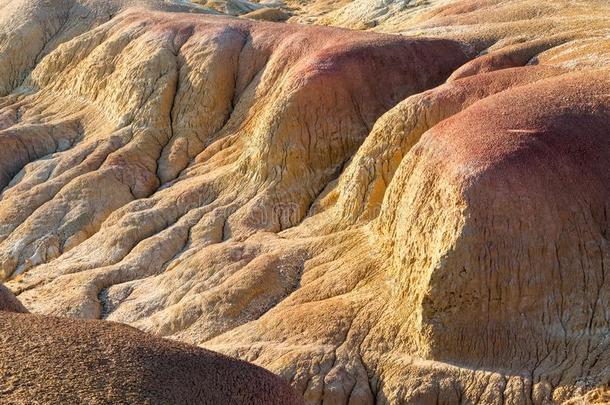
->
0, 308, 303, 404
242, 7, 290, 22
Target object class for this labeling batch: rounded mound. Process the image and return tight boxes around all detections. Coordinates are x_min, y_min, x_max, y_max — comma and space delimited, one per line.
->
0, 311, 303, 404
243, 8, 290, 22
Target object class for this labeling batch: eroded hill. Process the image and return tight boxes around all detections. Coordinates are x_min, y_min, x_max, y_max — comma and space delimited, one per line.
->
0, 0, 609, 403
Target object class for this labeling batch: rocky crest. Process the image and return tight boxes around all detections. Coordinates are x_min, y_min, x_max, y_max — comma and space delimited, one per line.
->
0, 0, 609, 403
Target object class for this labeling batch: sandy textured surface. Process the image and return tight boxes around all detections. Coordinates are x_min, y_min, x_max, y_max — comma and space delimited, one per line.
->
0, 303, 303, 403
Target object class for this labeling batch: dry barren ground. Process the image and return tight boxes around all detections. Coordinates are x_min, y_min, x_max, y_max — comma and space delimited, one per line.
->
0, 0, 609, 403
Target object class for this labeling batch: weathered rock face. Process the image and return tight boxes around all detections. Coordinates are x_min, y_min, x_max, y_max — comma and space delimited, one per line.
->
1, 0, 609, 403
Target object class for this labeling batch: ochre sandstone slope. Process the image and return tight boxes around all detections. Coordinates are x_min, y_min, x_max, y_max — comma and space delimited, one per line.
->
0, 0, 609, 403
0, 289, 303, 404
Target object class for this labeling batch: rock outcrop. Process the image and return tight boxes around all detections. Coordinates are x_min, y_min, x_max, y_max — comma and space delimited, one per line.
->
0, 0, 609, 403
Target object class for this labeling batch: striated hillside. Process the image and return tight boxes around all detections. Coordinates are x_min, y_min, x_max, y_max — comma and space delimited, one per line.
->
0, 0, 609, 403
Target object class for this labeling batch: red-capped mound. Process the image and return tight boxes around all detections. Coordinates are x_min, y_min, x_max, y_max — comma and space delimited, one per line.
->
403, 69, 610, 369
363, 68, 610, 402
434, 70, 610, 184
